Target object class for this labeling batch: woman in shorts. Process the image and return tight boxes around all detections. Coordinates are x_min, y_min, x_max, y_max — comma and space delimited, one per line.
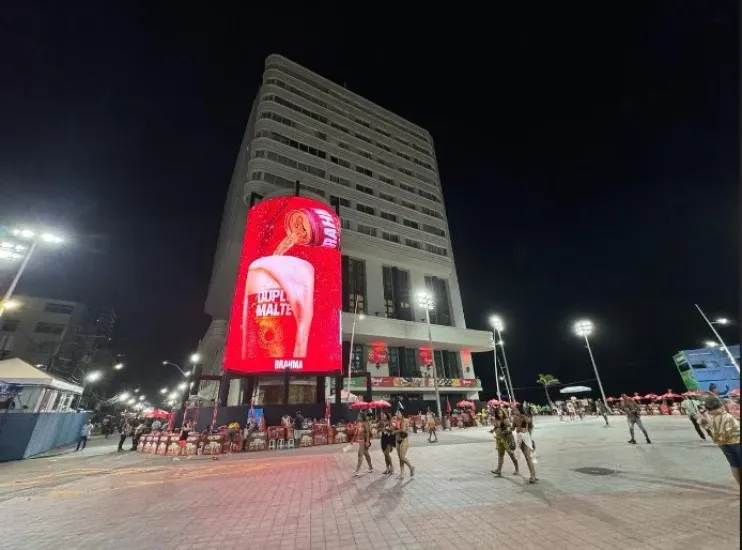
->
379, 411, 396, 475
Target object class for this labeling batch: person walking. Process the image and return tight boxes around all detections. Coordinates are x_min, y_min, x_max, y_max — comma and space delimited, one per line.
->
118, 418, 131, 452
512, 404, 537, 484
620, 394, 651, 444
426, 409, 438, 443
379, 411, 396, 475
681, 396, 708, 440
490, 407, 519, 477
76, 419, 93, 451
566, 400, 576, 422
393, 411, 414, 479
595, 398, 610, 427
698, 394, 740, 486
353, 412, 373, 477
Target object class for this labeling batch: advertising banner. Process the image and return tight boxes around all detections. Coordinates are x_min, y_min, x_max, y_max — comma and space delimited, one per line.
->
366, 343, 389, 367
350, 377, 482, 389
418, 347, 433, 366
224, 196, 342, 375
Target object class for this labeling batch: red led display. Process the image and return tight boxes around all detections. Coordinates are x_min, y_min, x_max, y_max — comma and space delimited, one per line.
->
224, 196, 342, 375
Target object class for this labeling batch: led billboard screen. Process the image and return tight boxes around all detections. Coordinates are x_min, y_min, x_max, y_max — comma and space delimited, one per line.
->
224, 196, 342, 375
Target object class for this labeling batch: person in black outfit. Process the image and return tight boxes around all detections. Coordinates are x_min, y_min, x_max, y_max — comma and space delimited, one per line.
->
379, 411, 396, 475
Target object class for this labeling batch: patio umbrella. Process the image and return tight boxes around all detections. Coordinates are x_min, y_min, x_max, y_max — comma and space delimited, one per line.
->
142, 409, 170, 419
632, 392, 644, 401
682, 390, 703, 397
445, 399, 452, 413
559, 385, 591, 394
606, 397, 618, 402
456, 400, 475, 409
730, 387, 740, 396
487, 399, 504, 407
644, 393, 660, 401
660, 390, 681, 400
371, 399, 391, 409
349, 400, 372, 410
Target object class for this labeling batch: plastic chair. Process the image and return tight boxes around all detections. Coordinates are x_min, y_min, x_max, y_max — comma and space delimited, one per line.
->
286, 438, 295, 449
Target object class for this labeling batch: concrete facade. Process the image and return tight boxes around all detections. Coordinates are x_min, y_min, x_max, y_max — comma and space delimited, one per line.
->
200, 54, 492, 405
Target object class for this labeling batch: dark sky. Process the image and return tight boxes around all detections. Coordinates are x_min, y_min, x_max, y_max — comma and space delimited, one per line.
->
0, 5, 738, 404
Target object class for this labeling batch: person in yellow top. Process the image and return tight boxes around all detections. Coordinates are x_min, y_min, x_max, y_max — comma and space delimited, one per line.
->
698, 395, 740, 487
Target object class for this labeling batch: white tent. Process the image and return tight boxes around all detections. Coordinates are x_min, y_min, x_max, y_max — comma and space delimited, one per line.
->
0, 358, 83, 393
0, 358, 83, 412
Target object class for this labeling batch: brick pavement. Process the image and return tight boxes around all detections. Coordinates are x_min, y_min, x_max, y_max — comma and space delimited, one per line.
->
0, 416, 737, 550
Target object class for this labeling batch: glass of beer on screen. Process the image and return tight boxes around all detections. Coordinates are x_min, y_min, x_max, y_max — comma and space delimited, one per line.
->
243, 255, 315, 363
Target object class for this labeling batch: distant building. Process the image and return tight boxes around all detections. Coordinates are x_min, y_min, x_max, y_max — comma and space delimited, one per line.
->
198, 54, 492, 406
0, 296, 117, 384
673, 345, 740, 394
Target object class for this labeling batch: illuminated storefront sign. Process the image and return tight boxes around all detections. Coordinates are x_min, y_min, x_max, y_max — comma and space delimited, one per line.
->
224, 196, 342, 375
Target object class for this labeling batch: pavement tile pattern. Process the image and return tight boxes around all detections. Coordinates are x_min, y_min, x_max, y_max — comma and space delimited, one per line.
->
0, 416, 738, 549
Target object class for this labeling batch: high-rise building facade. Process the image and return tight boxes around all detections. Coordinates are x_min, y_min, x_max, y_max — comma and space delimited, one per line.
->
0, 296, 117, 384
199, 54, 492, 406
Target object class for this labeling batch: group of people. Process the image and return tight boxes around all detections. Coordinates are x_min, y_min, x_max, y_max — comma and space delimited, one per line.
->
489, 404, 538, 483
353, 410, 415, 479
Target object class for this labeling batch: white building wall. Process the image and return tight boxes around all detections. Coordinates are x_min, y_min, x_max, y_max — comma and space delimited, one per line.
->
202, 54, 493, 403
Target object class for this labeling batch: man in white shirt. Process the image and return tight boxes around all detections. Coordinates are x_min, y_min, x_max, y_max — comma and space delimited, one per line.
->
76, 420, 93, 451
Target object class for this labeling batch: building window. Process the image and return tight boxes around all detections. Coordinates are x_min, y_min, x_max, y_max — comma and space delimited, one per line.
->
388, 347, 400, 377
401, 200, 417, 211
1, 320, 19, 332
399, 347, 419, 377
44, 303, 74, 314
34, 322, 66, 335
421, 206, 443, 219
260, 150, 326, 179
331, 121, 350, 134
380, 212, 397, 223
341, 219, 352, 230
403, 219, 419, 230
422, 223, 446, 237
382, 232, 400, 243
330, 156, 351, 169
356, 184, 373, 195
330, 195, 350, 208
343, 256, 367, 314
405, 239, 421, 249
382, 267, 412, 321
355, 165, 373, 178
399, 182, 416, 194
418, 189, 440, 203
356, 203, 375, 216
351, 343, 365, 374
355, 133, 372, 144
425, 244, 448, 257
423, 276, 452, 326
299, 183, 326, 197
357, 149, 373, 160
378, 174, 395, 186
356, 224, 376, 237
355, 118, 371, 128
379, 192, 396, 203
330, 175, 351, 187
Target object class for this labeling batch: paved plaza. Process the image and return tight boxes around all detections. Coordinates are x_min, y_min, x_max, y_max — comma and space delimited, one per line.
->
0, 416, 738, 549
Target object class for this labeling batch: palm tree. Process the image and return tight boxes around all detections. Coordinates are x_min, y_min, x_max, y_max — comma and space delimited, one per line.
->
537, 374, 560, 406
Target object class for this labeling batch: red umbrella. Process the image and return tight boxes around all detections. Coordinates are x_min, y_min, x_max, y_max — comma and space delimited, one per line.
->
487, 399, 504, 407
370, 400, 391, 409
350, 400, 372, 410
660, 390, 681, 400
730, 387, 740, 396
682, 390, 703, 397
644, 393, 660, 401
142, 409, 170, 419
445, 399, 452, 413
456, 400, 475, 409
606, 397, 618, 402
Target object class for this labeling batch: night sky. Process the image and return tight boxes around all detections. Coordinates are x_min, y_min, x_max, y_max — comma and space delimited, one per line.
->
0, 5, 738, 404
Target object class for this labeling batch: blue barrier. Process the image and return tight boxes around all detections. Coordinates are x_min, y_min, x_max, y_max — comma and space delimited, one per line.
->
0, 412, 89, 462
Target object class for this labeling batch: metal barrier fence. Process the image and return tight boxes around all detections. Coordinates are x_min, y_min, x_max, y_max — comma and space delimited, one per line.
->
0, 412, 89, 462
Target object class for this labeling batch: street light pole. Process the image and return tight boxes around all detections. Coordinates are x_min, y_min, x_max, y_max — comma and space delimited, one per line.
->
0, 241, 37, 320
573, 319, 609, 419
490, 333, 501, 400
346, 294, 361, 402
418, 292, 442, 420
497, 336, 516, 404
695, 304, 739, 373
490, 316, 515, 403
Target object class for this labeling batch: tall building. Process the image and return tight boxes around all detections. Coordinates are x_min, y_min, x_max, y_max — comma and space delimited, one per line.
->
0, 296, 117, 383
199, 54, 493, 405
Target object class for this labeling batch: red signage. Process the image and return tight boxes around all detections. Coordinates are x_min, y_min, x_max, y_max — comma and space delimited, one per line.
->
418, 347, 433, 366
224, 196, 342, 374
366, 344, 389, 365
368, 377, 481, 389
